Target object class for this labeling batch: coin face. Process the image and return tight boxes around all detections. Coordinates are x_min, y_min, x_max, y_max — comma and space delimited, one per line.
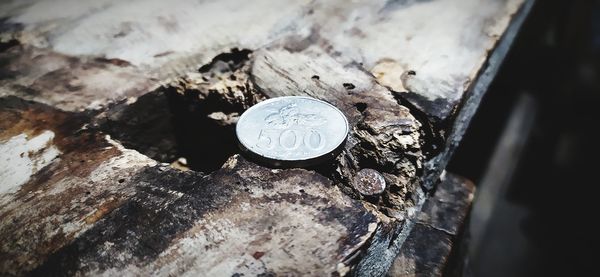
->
353, 168, 386, 196
236, 96, 349, 167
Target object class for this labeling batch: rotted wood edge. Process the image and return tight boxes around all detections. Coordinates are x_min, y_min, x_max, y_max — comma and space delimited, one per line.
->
422, 0, 535, 190
355, 1, 534, 275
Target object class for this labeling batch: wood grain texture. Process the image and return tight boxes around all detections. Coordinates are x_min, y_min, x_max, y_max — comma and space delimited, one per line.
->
0, 98, 378, 276
1, 0, 525, 119
0, 0, 529, 275
0, 97, 156, 275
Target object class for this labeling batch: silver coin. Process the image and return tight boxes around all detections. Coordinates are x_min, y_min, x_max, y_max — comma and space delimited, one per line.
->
236, 96, 349, 167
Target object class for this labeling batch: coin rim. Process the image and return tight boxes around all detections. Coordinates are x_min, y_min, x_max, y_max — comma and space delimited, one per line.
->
236, 96, 349, 165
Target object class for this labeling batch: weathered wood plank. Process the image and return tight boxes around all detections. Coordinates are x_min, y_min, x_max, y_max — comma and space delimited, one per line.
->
0, 97, 156, 274
32, 156, 378, 276
164, 46, 421, 216
0, 98, 378, 276
212, 47, 422, 213
1, 0, 525, 120
0, 0, 531, 275
0, 44, 155, 111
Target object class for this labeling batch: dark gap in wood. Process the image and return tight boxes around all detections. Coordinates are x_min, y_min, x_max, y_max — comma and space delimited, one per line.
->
343, 82, 356, 90
98, 47, 423, 219
98, 90, 179, 162
391, 90, 446, 161
0, 39, 19, 52
99, 49, 259, 174
164, 87, 241, 172
198, 48, 252, 73
98, 87, 244, 174
355, 102, 367, 112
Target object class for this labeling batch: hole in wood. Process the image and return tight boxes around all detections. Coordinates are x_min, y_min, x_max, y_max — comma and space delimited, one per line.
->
100, 48, 257, 173
343, 83, 355, 90
355, 102, 367, 112
100, 89, 242, 173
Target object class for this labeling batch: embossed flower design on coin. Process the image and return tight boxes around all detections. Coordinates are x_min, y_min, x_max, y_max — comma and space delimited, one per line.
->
236, 96, 349, 167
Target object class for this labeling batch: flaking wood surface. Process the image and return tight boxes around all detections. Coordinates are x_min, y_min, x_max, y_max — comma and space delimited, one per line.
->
1, 0, 527, 276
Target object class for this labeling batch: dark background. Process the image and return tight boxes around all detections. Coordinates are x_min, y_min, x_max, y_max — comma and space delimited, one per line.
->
449, 0, 599, 276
